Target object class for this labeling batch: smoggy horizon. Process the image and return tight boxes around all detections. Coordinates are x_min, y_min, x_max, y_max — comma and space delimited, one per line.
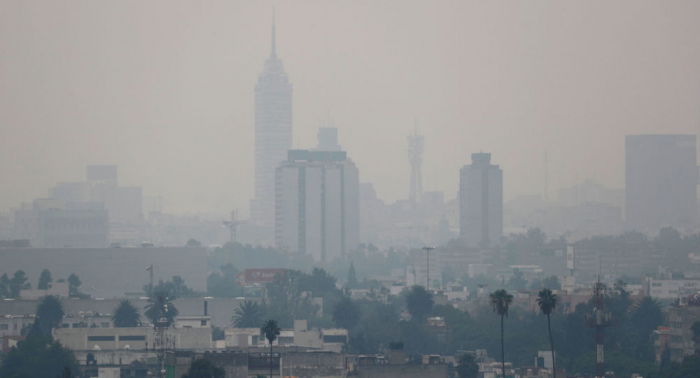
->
2, 1, 700, 216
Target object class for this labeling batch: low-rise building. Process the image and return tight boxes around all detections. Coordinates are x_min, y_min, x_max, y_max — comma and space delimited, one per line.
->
647, 278, 700, 300
0, 314, 34, 337
667, 295, 700, 362
53, 326, 212, 352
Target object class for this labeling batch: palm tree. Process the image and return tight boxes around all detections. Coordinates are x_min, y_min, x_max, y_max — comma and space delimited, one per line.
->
490, 289, 513, 378
112, 300, 141, 327
630, 296, 663, 358
232, 300, 265, 328
34, 295, 65, 336
144, 290, 178, 328
261, 319, 281, 378
537, 288, 558, 378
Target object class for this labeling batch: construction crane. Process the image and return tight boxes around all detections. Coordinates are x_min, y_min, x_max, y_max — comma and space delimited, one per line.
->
223, 210, 246, 244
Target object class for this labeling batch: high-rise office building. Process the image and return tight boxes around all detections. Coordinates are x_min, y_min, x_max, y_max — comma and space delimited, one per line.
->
251, 18, 293, 228
275, 135, 359, 262
625, 134, 697, 233
459, 153, 503, 247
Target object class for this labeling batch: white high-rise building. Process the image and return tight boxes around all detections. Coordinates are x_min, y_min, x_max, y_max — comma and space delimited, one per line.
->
275, 134, 359, 262
251, 18, 293, 228
460, 153, 503, 247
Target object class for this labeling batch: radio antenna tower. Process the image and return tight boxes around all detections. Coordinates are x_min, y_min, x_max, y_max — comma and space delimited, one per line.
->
586, 276, 613, 378
408, 119, 425, 204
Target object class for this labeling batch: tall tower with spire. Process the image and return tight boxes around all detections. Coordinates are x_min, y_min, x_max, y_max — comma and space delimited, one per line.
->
251, 15, 293, 229
408, 121, 424, 203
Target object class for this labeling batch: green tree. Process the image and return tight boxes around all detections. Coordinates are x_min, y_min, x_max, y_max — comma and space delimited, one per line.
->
9, 270, 31, 298
207, 264, 244, 298
112, 300, 141, 327
346, 263, 359, 289
537, 288, 558, 378
541, 276, 561, 291
630, 296, 663, 360
186, 238, 202, 247
212, 326, 225, 341
261, 319, 281, 378
406, 285, 434, 324
507, 269, 527, 290
265, 270, 318, 327
67, 273, 81, 297
146, 276, 201, 298
32, 295, 64, 336
232, 300, 265, 328
38, 269, 52, 290
0, 273, 9, 298
691, 321, 700, 355
0, 335, 79, 378
490, 289, 513, 378
456, 353, 479, 378
144, 290, 179, 327
333, 296, 360, 330
181, 358, 225, 378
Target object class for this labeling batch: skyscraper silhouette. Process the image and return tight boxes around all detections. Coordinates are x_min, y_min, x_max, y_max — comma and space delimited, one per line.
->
251, 16, 293, 229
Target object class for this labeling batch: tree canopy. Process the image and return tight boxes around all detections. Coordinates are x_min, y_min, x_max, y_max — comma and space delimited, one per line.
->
232, 300, 265, 328
406, 285, 434, 324
144, 290, 179, 327
112, 300, 141, 328
0, 335, 78, 378
181, 358, 225, 378
38, 269, 52, 290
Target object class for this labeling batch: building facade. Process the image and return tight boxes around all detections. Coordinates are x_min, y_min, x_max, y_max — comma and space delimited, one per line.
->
275, 150, 359, 262
251, 20, 293, 229
459, 153, 503, 247
625, 134, 697, 233
13, 199, 109, 248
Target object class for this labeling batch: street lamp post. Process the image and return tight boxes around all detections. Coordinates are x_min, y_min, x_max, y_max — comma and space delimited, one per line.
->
422, 246, 434, 290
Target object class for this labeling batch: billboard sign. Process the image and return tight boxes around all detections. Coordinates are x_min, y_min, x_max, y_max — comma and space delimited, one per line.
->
243, 268, 287, 284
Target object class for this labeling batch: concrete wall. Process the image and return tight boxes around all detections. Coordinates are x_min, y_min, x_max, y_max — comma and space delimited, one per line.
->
0, 297, 253, 328
0, 247, 207, 298
282, 351, 347, 378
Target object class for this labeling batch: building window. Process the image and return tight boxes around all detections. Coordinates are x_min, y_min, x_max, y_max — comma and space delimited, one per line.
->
201, 320, 207, 326
119, 335, 146, 341
87, 336, 115, 341
0, 324, 8, 330
101, 323, 110, 328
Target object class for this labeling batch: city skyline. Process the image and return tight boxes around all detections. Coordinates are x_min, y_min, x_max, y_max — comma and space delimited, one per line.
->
1, 1, 700, 217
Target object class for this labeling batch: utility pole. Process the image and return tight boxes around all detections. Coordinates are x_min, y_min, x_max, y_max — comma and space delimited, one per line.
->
422, 246, 434, 290
147, 264, 153, 295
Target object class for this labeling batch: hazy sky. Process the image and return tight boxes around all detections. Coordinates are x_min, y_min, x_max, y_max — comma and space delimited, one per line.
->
2, 1, 700, 216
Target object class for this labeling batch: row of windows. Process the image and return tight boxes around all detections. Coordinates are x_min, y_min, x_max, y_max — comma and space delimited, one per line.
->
87, 335, 146, 342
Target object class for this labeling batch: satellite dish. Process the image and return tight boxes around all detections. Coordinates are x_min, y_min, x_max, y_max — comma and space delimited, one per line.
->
93, 345, 101, 350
